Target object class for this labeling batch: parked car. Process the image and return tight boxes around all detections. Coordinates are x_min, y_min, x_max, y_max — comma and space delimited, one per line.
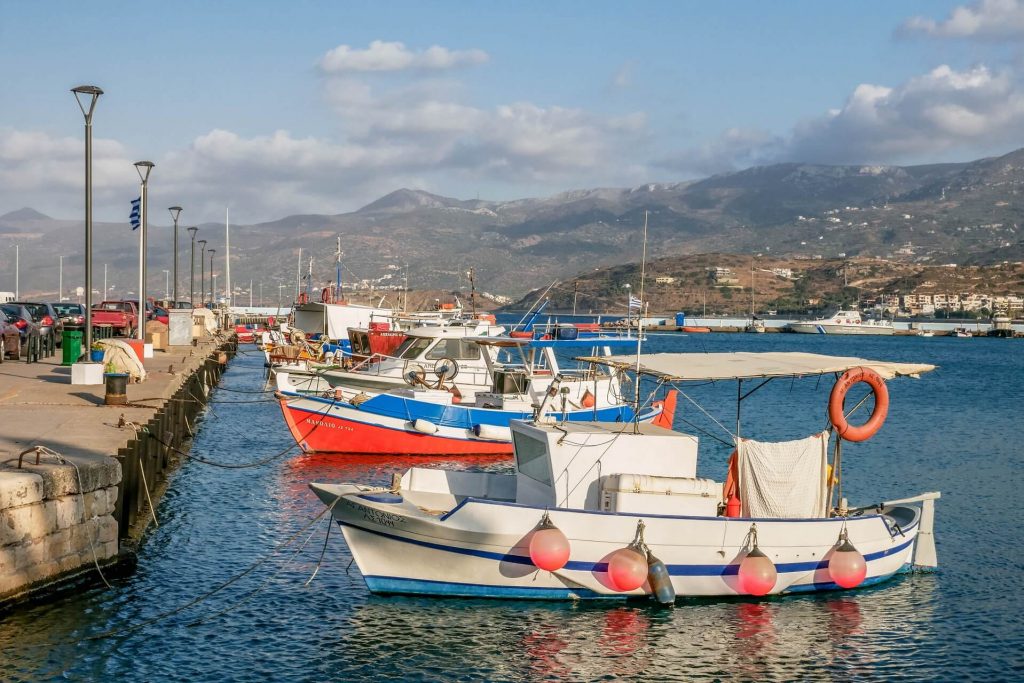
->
153, 305, 170, 325
0, 303, 43, 359
13, 301, 64, 349
0, 309, 20, 362
52, 302, 86, 327
91, 300, 139, 336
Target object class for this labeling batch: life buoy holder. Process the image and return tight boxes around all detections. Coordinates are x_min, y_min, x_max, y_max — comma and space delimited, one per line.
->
321, 287, 331, 303
828, 367, 889, 442
297, 292, 309, 304
723, 449, 741, 517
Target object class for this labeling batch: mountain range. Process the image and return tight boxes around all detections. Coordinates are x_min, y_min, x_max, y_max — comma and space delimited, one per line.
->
2, 147, 1023, 298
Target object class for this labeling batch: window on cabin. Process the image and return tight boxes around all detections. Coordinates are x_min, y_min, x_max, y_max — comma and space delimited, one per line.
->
425, 338, 482, 360
396, 337, 432, 359
512, 431, 552, 486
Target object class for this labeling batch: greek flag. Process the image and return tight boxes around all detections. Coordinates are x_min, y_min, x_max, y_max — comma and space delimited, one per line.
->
129, 197, 141, 230
628, 295, 643, 311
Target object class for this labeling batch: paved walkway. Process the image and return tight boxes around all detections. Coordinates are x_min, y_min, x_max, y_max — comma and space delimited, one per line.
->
0, 341, 221, 469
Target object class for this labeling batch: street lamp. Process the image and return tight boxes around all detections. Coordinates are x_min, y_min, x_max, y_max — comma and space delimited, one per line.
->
198, 239, 207, 307
623, 283, 632, 329
71, 84, 103, 356
59, 255, 64, 302
208, 249, 216, 306
134, 160, 155, 340
168, 206, 182, 304
163, 269, 170, 298
187, 227, 198, 306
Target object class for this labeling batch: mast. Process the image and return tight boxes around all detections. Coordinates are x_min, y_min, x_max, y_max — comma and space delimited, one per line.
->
468, 267, 476, 318
633, 210, 649, 430
295, 247, 302, 302
225, 207, 231, 307
306, 256, 313, 300
335, 235, 343, 303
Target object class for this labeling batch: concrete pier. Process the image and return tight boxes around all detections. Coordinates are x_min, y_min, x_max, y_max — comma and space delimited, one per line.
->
0, 336, 236, 608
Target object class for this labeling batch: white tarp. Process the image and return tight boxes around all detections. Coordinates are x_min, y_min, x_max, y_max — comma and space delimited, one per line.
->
97, 339, 146, 382
591, 352, 935, 381
738, 431, 829, 519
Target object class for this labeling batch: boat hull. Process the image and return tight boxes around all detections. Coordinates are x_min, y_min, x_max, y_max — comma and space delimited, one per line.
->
314, 485, 921, 600
787, 323, 895, 335
279, 394, 664, 456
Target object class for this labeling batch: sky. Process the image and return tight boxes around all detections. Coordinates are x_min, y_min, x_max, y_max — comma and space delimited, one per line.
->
2, 0, 1024, 224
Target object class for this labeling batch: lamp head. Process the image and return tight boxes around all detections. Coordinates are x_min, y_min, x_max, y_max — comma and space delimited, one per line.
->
187, 226, 198, 238
71, 85, 103, 120
134, 160, 155, 183
168, 206, 183, 223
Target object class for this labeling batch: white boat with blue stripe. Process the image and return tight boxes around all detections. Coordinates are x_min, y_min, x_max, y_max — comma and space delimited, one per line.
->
311, 351, 940, 602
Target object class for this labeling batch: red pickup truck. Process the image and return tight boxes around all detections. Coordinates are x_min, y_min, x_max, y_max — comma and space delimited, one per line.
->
91, 300, 139, 336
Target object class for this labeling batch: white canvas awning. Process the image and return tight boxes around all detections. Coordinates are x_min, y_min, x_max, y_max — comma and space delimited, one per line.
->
577, 352, 935, 381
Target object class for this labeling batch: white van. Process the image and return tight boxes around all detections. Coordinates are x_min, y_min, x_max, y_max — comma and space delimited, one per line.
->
0, 292, 15, 303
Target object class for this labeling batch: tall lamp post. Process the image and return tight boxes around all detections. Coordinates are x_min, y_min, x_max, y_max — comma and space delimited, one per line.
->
187, 227, 198, 306
71, 85, 103, 356
198, 240, 207, 307
208, 249, 216, 306
163, 270, 170, 298
134, 161, 155, 340
168, 206, 182, 304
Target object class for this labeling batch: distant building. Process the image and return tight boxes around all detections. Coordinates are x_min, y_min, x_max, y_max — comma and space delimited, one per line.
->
655, 276, 676, 284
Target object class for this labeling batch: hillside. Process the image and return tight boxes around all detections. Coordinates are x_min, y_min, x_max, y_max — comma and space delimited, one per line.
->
2, 147, 1024, 299
508, 254, 1024, 316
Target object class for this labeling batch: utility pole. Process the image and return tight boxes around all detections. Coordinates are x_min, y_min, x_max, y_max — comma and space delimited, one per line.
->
468, 267, 476, 318
71, 84, 102, 355
14, 245, 19, 300
169, 206, 182, 303
59, 255, 63, 301
572, 280, 579, 316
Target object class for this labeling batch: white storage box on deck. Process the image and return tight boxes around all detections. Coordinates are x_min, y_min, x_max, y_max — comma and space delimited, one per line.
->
601, 473, 720, 517
390, 388, 454, 405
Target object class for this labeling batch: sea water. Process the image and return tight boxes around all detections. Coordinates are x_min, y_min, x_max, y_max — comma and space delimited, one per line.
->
1, 332, 1022, 681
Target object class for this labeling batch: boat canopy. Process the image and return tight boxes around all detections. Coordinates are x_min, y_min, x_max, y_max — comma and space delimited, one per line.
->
576, 352, 936, 381
470, 336, 639, 349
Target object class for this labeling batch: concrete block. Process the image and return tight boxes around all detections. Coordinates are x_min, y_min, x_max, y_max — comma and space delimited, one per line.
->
44, 526, 73, 561
0, 503, 49, 546
46, 496, 85, 530
21, 456, 121, 499
0, 569, 29, 597
98, 515, 118, 544
71, 362, 104, 385
143, 343, 154, 359
0, 469, 45, 509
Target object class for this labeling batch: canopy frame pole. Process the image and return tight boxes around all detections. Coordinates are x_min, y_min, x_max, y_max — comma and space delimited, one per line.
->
739, 377, 773, 403
735, 380, 742, 445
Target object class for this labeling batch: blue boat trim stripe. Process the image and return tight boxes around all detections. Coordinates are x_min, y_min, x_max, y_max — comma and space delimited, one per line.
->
440, 495, 920, 531
339, 520, 916, 576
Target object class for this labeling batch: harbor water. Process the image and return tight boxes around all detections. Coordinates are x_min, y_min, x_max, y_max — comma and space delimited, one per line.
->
1, 333, 1022, 681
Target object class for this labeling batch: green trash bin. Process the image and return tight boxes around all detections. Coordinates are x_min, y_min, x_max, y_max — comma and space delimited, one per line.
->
62, 328, 83, 366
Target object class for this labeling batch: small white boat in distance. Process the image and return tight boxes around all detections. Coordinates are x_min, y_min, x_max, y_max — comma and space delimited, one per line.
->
311, 351, 939, 602
787, 310, 895, 335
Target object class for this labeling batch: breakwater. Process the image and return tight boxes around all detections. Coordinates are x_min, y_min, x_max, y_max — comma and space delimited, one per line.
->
0, 335, 236, 608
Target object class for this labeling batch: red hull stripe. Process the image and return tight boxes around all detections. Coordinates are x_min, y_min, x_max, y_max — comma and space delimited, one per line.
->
280, 401, 511, 456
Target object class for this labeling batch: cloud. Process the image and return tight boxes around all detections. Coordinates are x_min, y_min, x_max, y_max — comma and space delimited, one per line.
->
612, 61, 635, 89
319, 40, 488, 73
658, 63, 1024, 173
900, 0, 1024, 40
0, 127, 140, 217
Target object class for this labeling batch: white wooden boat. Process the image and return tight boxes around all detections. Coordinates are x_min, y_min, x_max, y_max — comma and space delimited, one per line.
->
311, 352, 939, 601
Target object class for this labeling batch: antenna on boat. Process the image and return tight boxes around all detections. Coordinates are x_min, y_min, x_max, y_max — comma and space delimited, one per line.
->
335, 235, 343, 303
633, 210, 649, 433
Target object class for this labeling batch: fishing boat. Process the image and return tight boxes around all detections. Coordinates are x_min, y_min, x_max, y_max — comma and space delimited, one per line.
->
278, 336, 671, 455
787, 310, 894, 335
953, 328, 973, 338
274, 322, 504, 399
310, 351, 939, 601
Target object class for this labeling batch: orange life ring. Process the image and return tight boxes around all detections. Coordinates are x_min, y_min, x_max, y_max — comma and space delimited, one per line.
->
297, 292, 309, 304
828, 367, 889, 442
321, 287, 331, 303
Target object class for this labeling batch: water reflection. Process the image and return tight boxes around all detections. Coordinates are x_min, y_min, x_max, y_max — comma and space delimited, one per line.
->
331, 575, 936, 682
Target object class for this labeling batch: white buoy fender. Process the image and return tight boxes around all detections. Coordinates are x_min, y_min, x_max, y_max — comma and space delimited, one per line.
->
472, 424, 512, 441
413, 419, 438, 434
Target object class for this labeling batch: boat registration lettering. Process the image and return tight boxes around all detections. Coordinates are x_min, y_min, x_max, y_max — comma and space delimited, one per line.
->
362, 508, 403, 528
303, 417, 354, 432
